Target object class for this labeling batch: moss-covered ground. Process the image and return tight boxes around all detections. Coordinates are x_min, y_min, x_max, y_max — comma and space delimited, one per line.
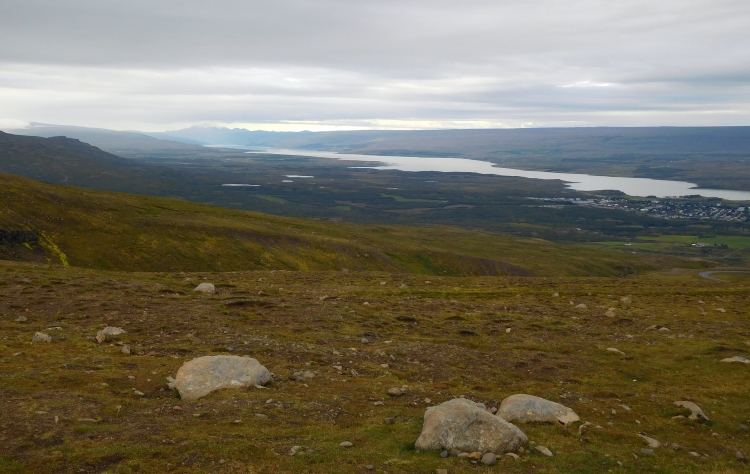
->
1, 261, 748, 473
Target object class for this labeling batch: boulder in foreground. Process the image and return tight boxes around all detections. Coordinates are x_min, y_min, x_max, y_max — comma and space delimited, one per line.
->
96, 326, 126, 343
170, 355, 271, 400
415, 398, 527, 453
497, 394, 580, 426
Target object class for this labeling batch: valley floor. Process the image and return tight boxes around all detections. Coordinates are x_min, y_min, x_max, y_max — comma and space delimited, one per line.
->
0, 262, 749, 473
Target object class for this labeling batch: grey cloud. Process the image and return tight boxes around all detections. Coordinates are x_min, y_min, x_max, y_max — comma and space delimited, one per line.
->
0, 0, 749, 129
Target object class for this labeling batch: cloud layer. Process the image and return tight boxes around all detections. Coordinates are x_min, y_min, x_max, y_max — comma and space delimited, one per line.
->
1, 0, 749, 130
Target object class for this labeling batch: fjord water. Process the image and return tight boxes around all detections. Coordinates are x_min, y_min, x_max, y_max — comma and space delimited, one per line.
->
248, 148, 750, 201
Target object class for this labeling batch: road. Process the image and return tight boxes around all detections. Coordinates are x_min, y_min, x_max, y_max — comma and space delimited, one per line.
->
698, 270, 750, 282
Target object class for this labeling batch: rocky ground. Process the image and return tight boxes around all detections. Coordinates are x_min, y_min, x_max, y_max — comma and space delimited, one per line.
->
0, 260, 749, 473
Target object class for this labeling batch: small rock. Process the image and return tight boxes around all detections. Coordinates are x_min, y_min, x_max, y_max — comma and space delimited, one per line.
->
132, 389, 145, 396
721, 356, 750, 364
505, 452, 520, 460
736, 451, 748, 463
365, 465, 374, 471
361, 337, 370, 344
333, 365, 343, 371
497, 394, 579, 426
424, 281, 432, 285
440, 450, 449, 458
480, 452, 497, 465
739, 424, 749, 431
121, 344, 131, 355
578, 421, 592, 435
399, 284, 408, 288
374, 401, 384, 406
457, 452, 470, 458
535, 446, 553, 457
689, 451, 700, 457
385, 417, 395, 424
15, 316, 27, 322
292, 370, 316, 381
380, 281, 386, 286
640, 448, 654, 456
552, 292, 559, 297
387, 387, 403, 397
658, 327, 670, 332
620, 297, 632, 304
193, 283, 215, 294
673, 401, 710, 421
606, 347, 625, 355
32, 332, 52, 343
436, 470, 448, 474
339, 441, 353, 448
288, 446, 301, 456
605, 308, 616, 317
96, 326, 126, 344
716, 308, 726, 313
575, 303, 587, 309
638, 434, 661, 449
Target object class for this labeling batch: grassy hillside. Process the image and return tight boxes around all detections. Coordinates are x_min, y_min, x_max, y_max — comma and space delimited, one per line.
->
0, 174, 709, 276
0, 262, 748, 473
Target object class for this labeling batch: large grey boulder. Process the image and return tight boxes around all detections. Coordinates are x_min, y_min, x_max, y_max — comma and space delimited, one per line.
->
497, 394, 579, 426
415, 398, 527, 453
170, 355, 271, 400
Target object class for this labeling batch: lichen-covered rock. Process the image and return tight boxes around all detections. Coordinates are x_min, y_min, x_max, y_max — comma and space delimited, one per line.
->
193, 283, 215, 294
170, 355, 271, 400
673, 401, 710, 421
96, 326, 126, 343
497, 394, 580, 426
32, 332, 52, 343
415, 398, 527, 453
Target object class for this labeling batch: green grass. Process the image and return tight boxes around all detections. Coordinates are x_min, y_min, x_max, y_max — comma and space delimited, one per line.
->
637, 235, 750, 248
0, 262, 748, 473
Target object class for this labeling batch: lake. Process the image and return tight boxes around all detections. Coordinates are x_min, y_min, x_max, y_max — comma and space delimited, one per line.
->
242, 148, 750, 201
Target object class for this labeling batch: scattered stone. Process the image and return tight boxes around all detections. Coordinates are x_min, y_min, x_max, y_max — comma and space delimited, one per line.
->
436, 470, 448, 474
387, 387, 403, 397
374, 401, 384, 407
638, 434, 661, 449
169, 355, 271, 400
339, 441, 353, 448
505, 452, 520, 460
620, 297, 632, 304
288, 445, 302, 456
689, 452, 700, 457
32, 332, 51, 343
640, 448, 654, 456
424, 281, 432, 285
96, 326, 126, 343
132, 389, 145, 396
575, 303, 588, 309
380, 281, 386, 286
457, 452, 470, 458
673, 401, 710, 421
468, 452, 481, 460
291, 370, 315, 381
552, 292, 559, 297
578, 421, 592, 435
121, 344, 131, 355
480, 452, 497, 465
399, 284, 408, 288
497, 394, 579, 426
14, 316, 27, 322
739, 424, 749, 431
720, 356, 750, 364
361, 337, 370, 344
440, 450, 449, 458
385, 417, 395, 425
450, 448, 461, 457
736, 451, 748, 463
716, 308, 726, 313
534, 446, 553, 457
658, 327, 670, 332
193, 283, 215, 294
415, 398, 527, 453
619, 404, 631, 411
605, 308, 616, 317
606, 347, 625, 355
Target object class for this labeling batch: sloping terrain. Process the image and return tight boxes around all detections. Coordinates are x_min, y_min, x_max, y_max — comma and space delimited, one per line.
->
5, 124, 206, 157
0, 262, 748, 473
0, 173, 707, 276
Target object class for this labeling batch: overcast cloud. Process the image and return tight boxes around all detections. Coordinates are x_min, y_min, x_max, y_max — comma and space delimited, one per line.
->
1, 0, 749, 131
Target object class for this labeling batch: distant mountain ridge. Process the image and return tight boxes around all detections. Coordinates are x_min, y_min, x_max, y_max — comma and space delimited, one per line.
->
148, 125, 312, 147
4, 123, 206, 157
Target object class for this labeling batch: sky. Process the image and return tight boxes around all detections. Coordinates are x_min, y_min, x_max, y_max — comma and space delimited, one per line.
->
1, 0, 749, 132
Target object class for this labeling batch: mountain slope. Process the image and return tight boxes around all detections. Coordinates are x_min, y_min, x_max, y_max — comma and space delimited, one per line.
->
4, 124, 206, 157
0, 173, 709, 276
